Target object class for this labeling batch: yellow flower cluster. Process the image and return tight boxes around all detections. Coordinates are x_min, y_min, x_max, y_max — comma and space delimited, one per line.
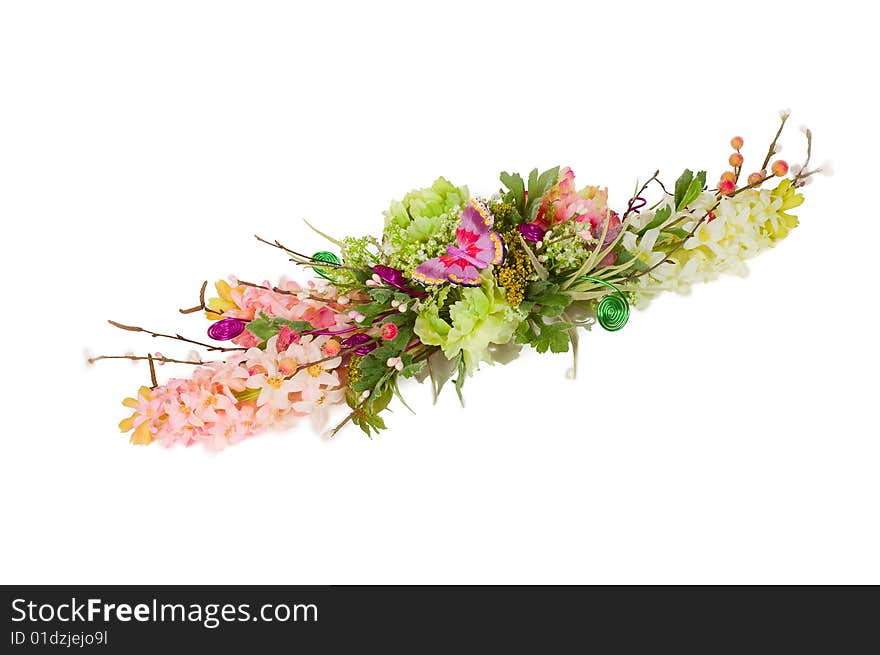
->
494, 230, 535, 306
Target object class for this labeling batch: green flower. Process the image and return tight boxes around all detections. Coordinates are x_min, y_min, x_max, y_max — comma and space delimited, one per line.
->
414, 273, 524, 373
382, 177, 469, 275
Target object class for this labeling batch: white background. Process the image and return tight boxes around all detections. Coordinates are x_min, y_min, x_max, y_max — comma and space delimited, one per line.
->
1, 1, 877, 584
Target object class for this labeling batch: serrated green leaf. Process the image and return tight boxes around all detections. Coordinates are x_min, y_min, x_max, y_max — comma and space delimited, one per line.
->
526, 166, 560, 220
368, 288, 394, 303
500, 171, 526, 213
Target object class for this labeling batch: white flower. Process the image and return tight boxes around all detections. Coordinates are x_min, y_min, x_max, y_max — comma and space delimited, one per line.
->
621, 227, 665, 268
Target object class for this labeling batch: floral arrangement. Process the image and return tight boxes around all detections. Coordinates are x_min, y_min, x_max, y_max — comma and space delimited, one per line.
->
91, 113, 825, 448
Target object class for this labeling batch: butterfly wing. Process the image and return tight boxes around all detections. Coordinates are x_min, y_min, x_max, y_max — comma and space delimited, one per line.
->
458, 200, 494, 235
413, 200, 504, 287
412, 257, 451, 286
456, 201, 505, 268
413, 253, 483, 286
443, 256, 482, 286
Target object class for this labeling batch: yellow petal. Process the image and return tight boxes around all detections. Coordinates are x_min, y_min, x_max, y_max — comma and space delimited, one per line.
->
118, 415, 135, 432
138, 386, 152, 400
130, 420, 153, 445
122, 397, 138, 409
215, 279, 232, 301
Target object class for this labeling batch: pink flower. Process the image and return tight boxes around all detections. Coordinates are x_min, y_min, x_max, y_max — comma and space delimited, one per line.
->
276, 325, 300, 352
577, 210, 622, 267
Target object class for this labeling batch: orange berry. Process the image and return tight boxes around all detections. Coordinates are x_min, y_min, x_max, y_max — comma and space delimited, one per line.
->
747, 172, 765, 186
730, 136, 744, 150
728, 153, 744, 167
771, 160, 789, 176
720, 171, 736, 183
718, 179, 736, 196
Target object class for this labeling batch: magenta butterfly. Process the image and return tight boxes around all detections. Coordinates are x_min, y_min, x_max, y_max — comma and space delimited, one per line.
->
412, 199, 506, 286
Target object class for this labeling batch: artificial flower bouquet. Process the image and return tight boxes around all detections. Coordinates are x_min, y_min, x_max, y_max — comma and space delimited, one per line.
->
93, 112, 823, 448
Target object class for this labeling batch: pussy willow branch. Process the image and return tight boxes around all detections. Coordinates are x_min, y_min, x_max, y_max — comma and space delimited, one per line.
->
761, 113, 789, 172
107, 320, 245, 352
88, 354, 214, 366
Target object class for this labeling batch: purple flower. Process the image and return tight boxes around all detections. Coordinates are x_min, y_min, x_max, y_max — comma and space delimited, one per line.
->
372, 265, 427, 298
342, 332, 377, 356
207, 318, 247, 341
517, 223, 546, 243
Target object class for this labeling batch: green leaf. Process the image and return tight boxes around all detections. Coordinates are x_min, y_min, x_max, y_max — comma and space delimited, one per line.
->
533, 321, 572, 354
453, 352, 466, 407
400, 359, 426, 379
500, 171, 526, 213
637, 205, 672, 236
369, 383, 394, 415
667, 227, 691, 239
615, 249, 634, 265
526, 280, 559, 297
674, 169, 694, 211
246, 313, 312, 340
526, 166, 560, 220
234, 387, 261, 403
514, 320, 538, 345
678, 170, 706, 210
534, 292, 571, 307
368, 288, 394, 303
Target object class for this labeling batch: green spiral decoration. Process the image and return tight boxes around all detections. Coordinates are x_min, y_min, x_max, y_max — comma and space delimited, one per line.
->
311, 251, 341, 281
577, 275, 629, 332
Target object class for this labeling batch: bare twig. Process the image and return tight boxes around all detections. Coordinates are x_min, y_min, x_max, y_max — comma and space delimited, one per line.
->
179, 280, 208, 314
88, 354, 213, 366
147, 354, 158, 388
107, 320, 245, 352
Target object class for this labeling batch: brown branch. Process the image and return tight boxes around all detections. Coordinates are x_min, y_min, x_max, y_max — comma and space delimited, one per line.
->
760, 113, 789, 172
237, 279, 336, 303
87, 354, 213, 366
179, 280, 208, 314
147, 354, 158, 388
107, 320, 245, 352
